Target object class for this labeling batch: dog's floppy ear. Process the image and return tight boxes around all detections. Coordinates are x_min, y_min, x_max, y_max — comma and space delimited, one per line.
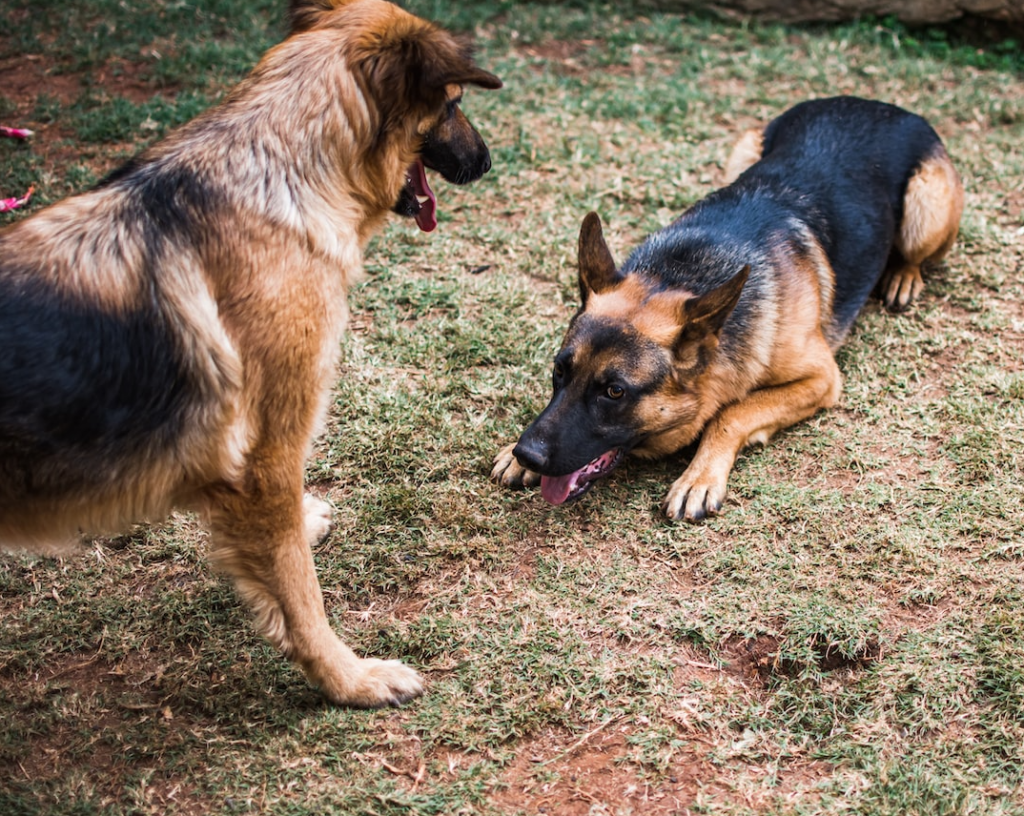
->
431, 62, 502, 91
578, 212, 619, 306
357, 25, 501, 130
288, 0, 356, 33
419, 35, 502, 91
673, 264, 750, 368
406, 34, 502, 99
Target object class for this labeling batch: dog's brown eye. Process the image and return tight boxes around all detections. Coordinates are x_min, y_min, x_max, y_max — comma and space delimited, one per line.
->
554, 362, 565, 378
606, 385, 625, 400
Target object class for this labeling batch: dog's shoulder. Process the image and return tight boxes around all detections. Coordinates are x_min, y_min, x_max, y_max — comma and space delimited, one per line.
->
621, 181, 796, 305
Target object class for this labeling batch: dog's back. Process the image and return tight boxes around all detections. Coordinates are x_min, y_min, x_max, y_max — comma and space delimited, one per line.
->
623, 97, 957, 351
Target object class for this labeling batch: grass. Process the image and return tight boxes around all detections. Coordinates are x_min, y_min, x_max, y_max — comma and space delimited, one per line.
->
2, 1, 1024, 814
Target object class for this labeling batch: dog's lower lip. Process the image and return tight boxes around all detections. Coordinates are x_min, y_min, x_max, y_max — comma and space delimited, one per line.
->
562, 480, 596, 504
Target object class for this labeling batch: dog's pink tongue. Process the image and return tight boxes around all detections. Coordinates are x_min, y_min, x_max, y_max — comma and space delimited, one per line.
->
540, 472, 579, 506
409, 159, 437, 232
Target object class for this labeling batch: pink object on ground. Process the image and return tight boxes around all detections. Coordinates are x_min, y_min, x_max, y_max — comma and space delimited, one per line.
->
0, 126, 34, 139
0, 185, 35, 213
1, 126, 37, 211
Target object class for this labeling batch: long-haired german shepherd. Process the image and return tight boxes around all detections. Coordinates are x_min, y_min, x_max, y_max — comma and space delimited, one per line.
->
0, 0, 501, 708
493, 97, 962, 522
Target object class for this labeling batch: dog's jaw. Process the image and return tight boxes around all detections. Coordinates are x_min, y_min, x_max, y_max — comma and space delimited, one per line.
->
539, 449, 623, 505
393, 158, 437, 232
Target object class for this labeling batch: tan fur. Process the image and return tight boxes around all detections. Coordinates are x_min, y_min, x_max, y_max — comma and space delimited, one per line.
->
723, 128, 764, 184
627, 252, 840, 462
587, 278, 702, 350
631, 292, 699, 349
882, 146, 964, 311
656, 252, 842, 520
0, 0, 499, 707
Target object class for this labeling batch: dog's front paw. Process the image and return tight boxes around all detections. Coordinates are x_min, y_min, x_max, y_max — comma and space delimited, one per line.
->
303, 494, 333, 544
662, 469, 728, 523
490, 442, 541, 488
322, 658, 424, 709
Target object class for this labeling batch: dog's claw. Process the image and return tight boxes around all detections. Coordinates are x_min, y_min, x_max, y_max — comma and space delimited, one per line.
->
662, 471, 726, 523
491, 441, 541, 488
881, 264, 924, 312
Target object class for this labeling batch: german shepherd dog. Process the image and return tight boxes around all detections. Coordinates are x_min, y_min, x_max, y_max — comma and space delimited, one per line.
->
0, 0, 500, 707
493, 97, 962, 522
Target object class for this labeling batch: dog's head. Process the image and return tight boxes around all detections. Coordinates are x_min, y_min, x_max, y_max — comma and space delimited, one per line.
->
288, 0, 501, 232
514, 213, 749, 505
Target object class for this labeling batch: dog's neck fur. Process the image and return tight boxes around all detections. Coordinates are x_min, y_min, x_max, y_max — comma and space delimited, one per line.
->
134, 26, 412, 273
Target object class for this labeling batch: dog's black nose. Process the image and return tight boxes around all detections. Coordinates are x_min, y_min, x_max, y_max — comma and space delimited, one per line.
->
481, 151, 491, 175
513, 439, 548, 473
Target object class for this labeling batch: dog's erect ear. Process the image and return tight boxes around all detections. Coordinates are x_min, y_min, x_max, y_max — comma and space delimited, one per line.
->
288, 0, 356, 34
578, 212, 619, 306
673, 264, 750, 367
684, 264, 749, 333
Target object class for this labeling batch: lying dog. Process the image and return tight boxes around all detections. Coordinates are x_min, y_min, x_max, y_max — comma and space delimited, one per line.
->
0, 0, 500, 707
493, 96, 962, 522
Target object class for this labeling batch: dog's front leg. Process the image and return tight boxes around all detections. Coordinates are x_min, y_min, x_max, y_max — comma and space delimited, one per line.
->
208, 479, 423, 708
662, 356, 842, 522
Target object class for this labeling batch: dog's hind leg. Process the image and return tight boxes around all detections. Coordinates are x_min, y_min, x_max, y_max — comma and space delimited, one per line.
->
208, 479, 423, 708
881, 146, 964, 312
723, 128, 764, 185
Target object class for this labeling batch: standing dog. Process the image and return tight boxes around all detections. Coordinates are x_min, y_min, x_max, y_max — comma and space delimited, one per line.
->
493, 97, 962, 522
0, 0, 501, 707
